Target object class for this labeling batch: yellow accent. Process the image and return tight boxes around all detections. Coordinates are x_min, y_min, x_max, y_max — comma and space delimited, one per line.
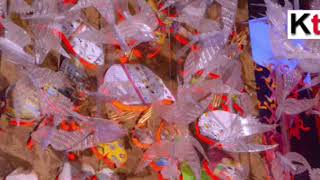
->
97, 141, 127, 165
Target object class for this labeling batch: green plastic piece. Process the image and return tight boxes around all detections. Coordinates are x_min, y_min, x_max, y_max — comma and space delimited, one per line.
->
181, 163, 196, 180
181, 163, 212, 180
201, 170, 211, 180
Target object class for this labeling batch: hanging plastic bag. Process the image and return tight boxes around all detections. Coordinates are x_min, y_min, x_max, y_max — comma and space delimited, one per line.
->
198, 110, 277, 152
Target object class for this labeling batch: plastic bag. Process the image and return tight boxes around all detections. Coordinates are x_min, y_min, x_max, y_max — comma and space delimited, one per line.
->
138, 135, 207, 180
271, 66, 319, 119
157, 80, 240, 125
98, 64, 175, 105
207, 148, 249, 180
6, 168, 38, 180
58, 162, 118, 180
32, 119, 126, 151
32, 23, 70, 64
265, 0, 320, 72
198, 110, 277, 152
70, 0, 116, 24
66, 21, 105, 65
9, 0, 34, 15
172, 0, 220, 33
76, 0, 158, 52
280, 97, 318, 115
20, 0, 78, 23
0, 0, 7, 16
11, 66, 75, 124
0, 18, 34, 65
10, 76, 41, 120
216, 0, 238, 39
271, 152, 320, 180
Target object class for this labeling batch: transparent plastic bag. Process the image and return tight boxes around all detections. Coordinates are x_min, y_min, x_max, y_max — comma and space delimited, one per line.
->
0, 18, 34, 65
271, 152, 316, 179
174, 14, 220, 33
159, 0, 192, 11
70, 0, 116, 24
172, 0, 220, 33
270, 66, 319, 119
199, 110, 275, 141
10, 66, 71, 121
13, 66, 74, 123
220, 59, 244, 91
59, 59, 88, 86
310, 169, 320, 180
66, 21, 105, 65
157, 80, 240, 125
77, 27, 117, 45
32, 23, 70, 64
11, 77, 41, 120
138, 135, 207, 180
32, 119, 126, 151
115, 12, 158, 48
207, 147, 249, 179
265, 0, 320, 72
76, 0, 157, 52
22, 0, 80, 23
21, 0, 77, 22
264, 0, 290, 33
98, 64, 175, 105
280, 97, 318, 115
182, 33, 233, 84
239, 93, 257, 117
273, 66, 301, 103
58, 162, 119, 180
1, 18, 31, 47
9, 0, 34, 15
6, 168, 38, 180
181, 0, 207, 17
199, 110, 277, 152
216, 0, 238, 38
0, 37, 34, 65
0, 0, 7, 16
